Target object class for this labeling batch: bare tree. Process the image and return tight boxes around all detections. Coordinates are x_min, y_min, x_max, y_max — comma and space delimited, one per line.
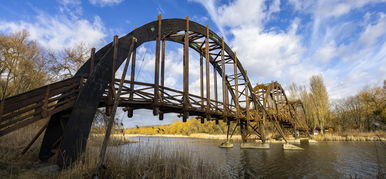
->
0, 31, 47, 99
46, 42, 90, 81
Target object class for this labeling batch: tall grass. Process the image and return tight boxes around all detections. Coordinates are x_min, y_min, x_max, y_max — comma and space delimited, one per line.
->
0, 123, 230, 178
311, 131, 386, 141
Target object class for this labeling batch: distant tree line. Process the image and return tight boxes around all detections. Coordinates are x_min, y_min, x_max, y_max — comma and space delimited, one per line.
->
289, 75, 385, 132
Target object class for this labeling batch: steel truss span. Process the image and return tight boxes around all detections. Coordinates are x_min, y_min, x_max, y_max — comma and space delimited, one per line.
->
0, 16, 309, 167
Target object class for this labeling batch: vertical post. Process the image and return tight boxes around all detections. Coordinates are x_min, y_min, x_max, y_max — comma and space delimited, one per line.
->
159, 39, 165, 120
90, 48, 95, 74
233, 52, 239, 117
205, 25, 211, 120
221, 38, 228, 120
245, 71, 250, 121
127, 47, 136, 118
161, 40, 165, 100
153, 14, 162, 115
213, 65, 218, 111
97, 37, 136, 175
182, 16, 190, 122
106, 36, 119, 116
112, 35, 118, 94
200, 54, 204, 110
42, 86, 50, 118
200, 54, 204, 123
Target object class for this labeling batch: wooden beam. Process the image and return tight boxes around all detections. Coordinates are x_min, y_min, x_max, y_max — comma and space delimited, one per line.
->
200, 54, 204, 110
21, 121, 49, 155
153, 14, 162, 115
233, 52, 239, 117
245, 71, 250, 121
221, 37, 228, 120
106, 36, 119, 116
90, 48, 95, 74
96, 37, 136, 174
41, 86, 49, 118
205, 25, 210, 120
213, 65, 218, 111
182, 16, 190, 122
127, 46, 136, 118
161, 40, 165, 100
159, 39, 165, 121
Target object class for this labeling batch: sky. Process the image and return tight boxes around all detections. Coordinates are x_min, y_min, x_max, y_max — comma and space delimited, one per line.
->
1, 0, 385, 127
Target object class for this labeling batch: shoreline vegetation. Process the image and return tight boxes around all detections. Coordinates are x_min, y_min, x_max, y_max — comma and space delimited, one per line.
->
121, 119, 386, 142
107, 132, 386, 142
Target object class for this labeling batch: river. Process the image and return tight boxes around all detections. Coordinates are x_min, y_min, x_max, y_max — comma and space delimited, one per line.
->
115, 136, 385, 178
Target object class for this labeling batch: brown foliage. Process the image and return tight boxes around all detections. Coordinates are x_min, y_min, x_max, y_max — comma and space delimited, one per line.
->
0, 31, 48, 99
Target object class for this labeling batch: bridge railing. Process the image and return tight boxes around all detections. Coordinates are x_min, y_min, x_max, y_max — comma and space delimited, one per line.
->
105, 79, 238, 118
0, 76, 84, 137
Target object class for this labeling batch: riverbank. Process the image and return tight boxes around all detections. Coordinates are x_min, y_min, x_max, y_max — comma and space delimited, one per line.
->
120, 132, 386, 141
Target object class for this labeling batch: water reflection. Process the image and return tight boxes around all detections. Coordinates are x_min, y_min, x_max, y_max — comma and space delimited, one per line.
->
120, 136, 385, 178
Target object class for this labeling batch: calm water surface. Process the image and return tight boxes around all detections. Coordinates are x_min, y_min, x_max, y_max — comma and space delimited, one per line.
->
117, 136, 385, 178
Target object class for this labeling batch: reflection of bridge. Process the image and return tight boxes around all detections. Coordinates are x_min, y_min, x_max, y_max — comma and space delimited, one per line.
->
0, 16, 308, 167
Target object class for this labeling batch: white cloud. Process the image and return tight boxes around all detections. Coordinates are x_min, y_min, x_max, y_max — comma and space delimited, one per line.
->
0, 13, 106, 51
89, 0, 124, 7
192, 0, 386, 100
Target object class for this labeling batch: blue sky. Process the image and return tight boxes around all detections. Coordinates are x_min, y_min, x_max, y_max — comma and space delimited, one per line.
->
1, 0, 385, 127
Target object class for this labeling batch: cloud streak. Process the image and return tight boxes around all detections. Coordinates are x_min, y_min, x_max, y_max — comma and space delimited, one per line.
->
191, 0, 386, 99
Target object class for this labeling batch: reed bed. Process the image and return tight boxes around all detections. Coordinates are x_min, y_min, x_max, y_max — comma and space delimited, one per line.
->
311, 131, 386, 141
0, 126, 230, 179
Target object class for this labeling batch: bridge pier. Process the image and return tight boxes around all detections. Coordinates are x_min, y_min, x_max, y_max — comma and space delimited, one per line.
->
39, 110, 71, 161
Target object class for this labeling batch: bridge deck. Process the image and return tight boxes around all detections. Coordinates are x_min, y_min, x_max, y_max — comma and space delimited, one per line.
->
0, 76, 245, 137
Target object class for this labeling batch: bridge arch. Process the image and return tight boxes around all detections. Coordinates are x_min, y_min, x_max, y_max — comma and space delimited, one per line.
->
38, 17, 264, 166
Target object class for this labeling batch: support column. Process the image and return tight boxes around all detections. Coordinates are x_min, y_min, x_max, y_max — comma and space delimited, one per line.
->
233, 52, 239, 117
200, 54, 204, 124
127, 47, 136, 118
182, 16, 190, 122
90, 48, 95, 74
159, 39, 165, 120
205, 25, 211, 120
245, 71, 250, 121
200, 54, 204, 110
106, 36, 119, 116
153, 15, 162, 115
221, 38, 228, 121
96, 37, 137, 174
213, 65, 218, 112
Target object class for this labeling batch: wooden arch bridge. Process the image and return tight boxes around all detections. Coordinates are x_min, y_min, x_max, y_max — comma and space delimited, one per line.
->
0, 16, 308, 167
